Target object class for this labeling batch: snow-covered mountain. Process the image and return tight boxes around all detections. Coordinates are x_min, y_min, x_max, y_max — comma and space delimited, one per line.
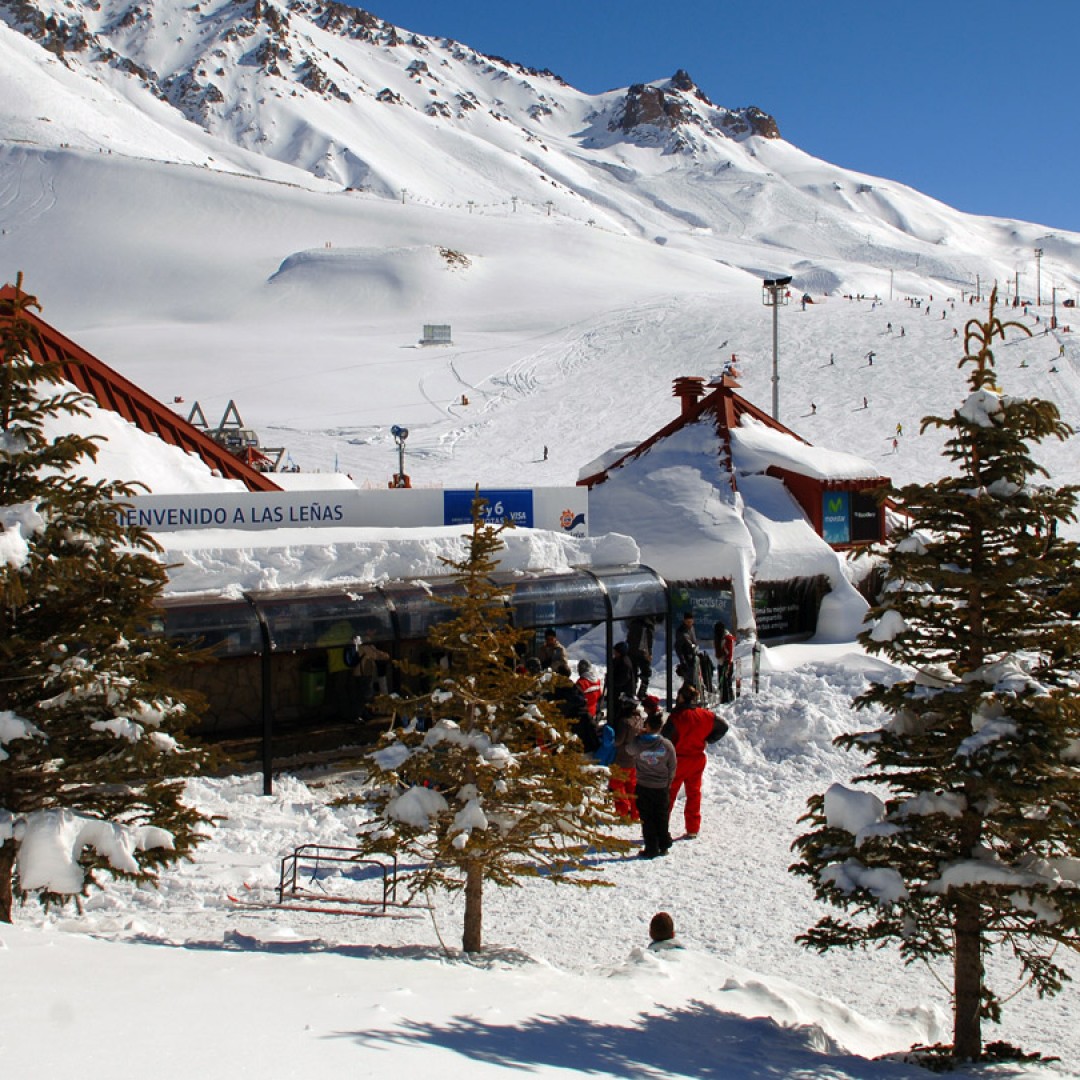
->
3, 0, 1075, 281
3, 0, 1080, 496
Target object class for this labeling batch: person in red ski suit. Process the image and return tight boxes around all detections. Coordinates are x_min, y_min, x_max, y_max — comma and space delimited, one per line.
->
610, 698, 643, 821
666, 684, 728, 837
575, 659, 603, 718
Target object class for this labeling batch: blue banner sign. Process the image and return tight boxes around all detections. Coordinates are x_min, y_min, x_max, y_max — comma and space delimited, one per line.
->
822, 491, 851, 545
443, 489, 534, 527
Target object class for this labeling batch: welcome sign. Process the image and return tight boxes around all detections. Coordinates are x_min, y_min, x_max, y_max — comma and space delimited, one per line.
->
116, 486, 588, 537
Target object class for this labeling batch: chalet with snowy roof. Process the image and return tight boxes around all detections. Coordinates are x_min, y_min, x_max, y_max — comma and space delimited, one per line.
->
578, 375, 889, 644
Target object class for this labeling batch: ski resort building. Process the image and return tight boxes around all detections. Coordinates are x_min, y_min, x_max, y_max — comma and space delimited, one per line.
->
578, 374, 889, 645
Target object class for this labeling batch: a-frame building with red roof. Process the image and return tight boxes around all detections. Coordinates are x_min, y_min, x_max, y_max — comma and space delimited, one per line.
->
579, 373, 888, 548
578, 373, 890, 644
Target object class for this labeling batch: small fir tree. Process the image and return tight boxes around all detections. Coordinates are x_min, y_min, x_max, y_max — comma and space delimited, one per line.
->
791, 290, 1080, 1062
349, 493, 630, 952
0, 278, 211, 922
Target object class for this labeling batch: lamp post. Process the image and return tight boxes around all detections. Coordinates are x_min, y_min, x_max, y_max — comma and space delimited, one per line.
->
762, 275, 792, 421
390, 425, 410, 488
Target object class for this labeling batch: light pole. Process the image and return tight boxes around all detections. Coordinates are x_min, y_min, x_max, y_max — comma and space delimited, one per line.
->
762, 275, 792, 421
1035, 247, 1043, 306
390, 425, 410, 488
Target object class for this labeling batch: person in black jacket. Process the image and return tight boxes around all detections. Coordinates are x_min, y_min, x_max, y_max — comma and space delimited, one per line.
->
674, 611, 699, 691
609, 640, 636, 704
627, 615, 656, 699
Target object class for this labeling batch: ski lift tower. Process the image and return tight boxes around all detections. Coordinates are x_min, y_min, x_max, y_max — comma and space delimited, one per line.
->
389, 424, 411, 488
762, 275, 792, 422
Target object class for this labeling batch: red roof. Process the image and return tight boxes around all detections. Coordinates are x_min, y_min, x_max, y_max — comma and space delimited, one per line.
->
0, 284, 280, 493
578, 374, 813, 490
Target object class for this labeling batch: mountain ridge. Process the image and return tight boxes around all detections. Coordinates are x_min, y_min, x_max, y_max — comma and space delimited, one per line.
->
0, 0, 779, 193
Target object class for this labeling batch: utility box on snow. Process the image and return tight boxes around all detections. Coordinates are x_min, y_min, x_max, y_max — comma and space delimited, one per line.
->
420, 324, 453, 345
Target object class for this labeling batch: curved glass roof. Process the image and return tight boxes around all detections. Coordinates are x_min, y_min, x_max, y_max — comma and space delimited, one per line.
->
156, 565, 668, 658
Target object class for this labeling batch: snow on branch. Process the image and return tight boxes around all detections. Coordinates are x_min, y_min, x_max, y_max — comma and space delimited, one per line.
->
0, 709, 43, 761
821, 859, 909, 904
14, 809, 174, 895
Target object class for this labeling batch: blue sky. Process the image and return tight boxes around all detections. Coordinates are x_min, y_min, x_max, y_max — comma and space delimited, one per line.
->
362, 1, 1078, 233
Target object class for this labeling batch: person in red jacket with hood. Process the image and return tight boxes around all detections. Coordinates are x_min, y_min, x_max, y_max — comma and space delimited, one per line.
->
665, 684, 728, 838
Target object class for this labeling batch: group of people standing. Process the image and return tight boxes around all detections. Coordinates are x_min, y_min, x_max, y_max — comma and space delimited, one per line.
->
532, 615, 734, 859
620, 684, 729, 858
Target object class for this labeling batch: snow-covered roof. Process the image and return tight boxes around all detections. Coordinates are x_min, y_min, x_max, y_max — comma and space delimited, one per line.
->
582, 380, 877, 636
731, 415, 882, 481
159, 525, 640, 598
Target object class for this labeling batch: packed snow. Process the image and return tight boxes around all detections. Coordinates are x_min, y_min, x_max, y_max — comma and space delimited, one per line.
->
4, 656, 1077, 1079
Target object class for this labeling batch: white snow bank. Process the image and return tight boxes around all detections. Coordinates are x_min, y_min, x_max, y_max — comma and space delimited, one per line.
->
160, 525, 639, 597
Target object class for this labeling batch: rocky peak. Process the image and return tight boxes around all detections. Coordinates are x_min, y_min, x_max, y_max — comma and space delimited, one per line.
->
608, 70, 714, 135
721, 105, 780, 140
610, 69, 779, 143
669, 68, 713, 106
612, 74, 695, 134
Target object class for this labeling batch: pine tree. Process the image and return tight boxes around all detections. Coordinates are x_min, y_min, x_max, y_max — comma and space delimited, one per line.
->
791, 290, 1080, 1062
349, 492, 631, 952
0, 278, 211, 922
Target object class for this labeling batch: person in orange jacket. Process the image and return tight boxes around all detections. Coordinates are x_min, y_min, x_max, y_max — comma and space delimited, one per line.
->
665, 684, 728, 838
575, 658, 604, 718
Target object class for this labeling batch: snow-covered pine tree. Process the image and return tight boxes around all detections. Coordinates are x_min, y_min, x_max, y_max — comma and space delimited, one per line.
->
349, 492, 631, 952
791, 290, 1080, 1063
0, 278, 211, 923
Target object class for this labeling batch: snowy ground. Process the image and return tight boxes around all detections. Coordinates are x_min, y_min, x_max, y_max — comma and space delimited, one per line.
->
4, 648, 1077, 1079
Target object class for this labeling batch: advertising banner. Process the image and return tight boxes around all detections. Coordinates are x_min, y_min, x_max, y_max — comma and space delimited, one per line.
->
116, 486, 587, 536
753, 577, 828, 641
821, 490, 851, 545
850, 490, 881, 543
443, 489, 534, 527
